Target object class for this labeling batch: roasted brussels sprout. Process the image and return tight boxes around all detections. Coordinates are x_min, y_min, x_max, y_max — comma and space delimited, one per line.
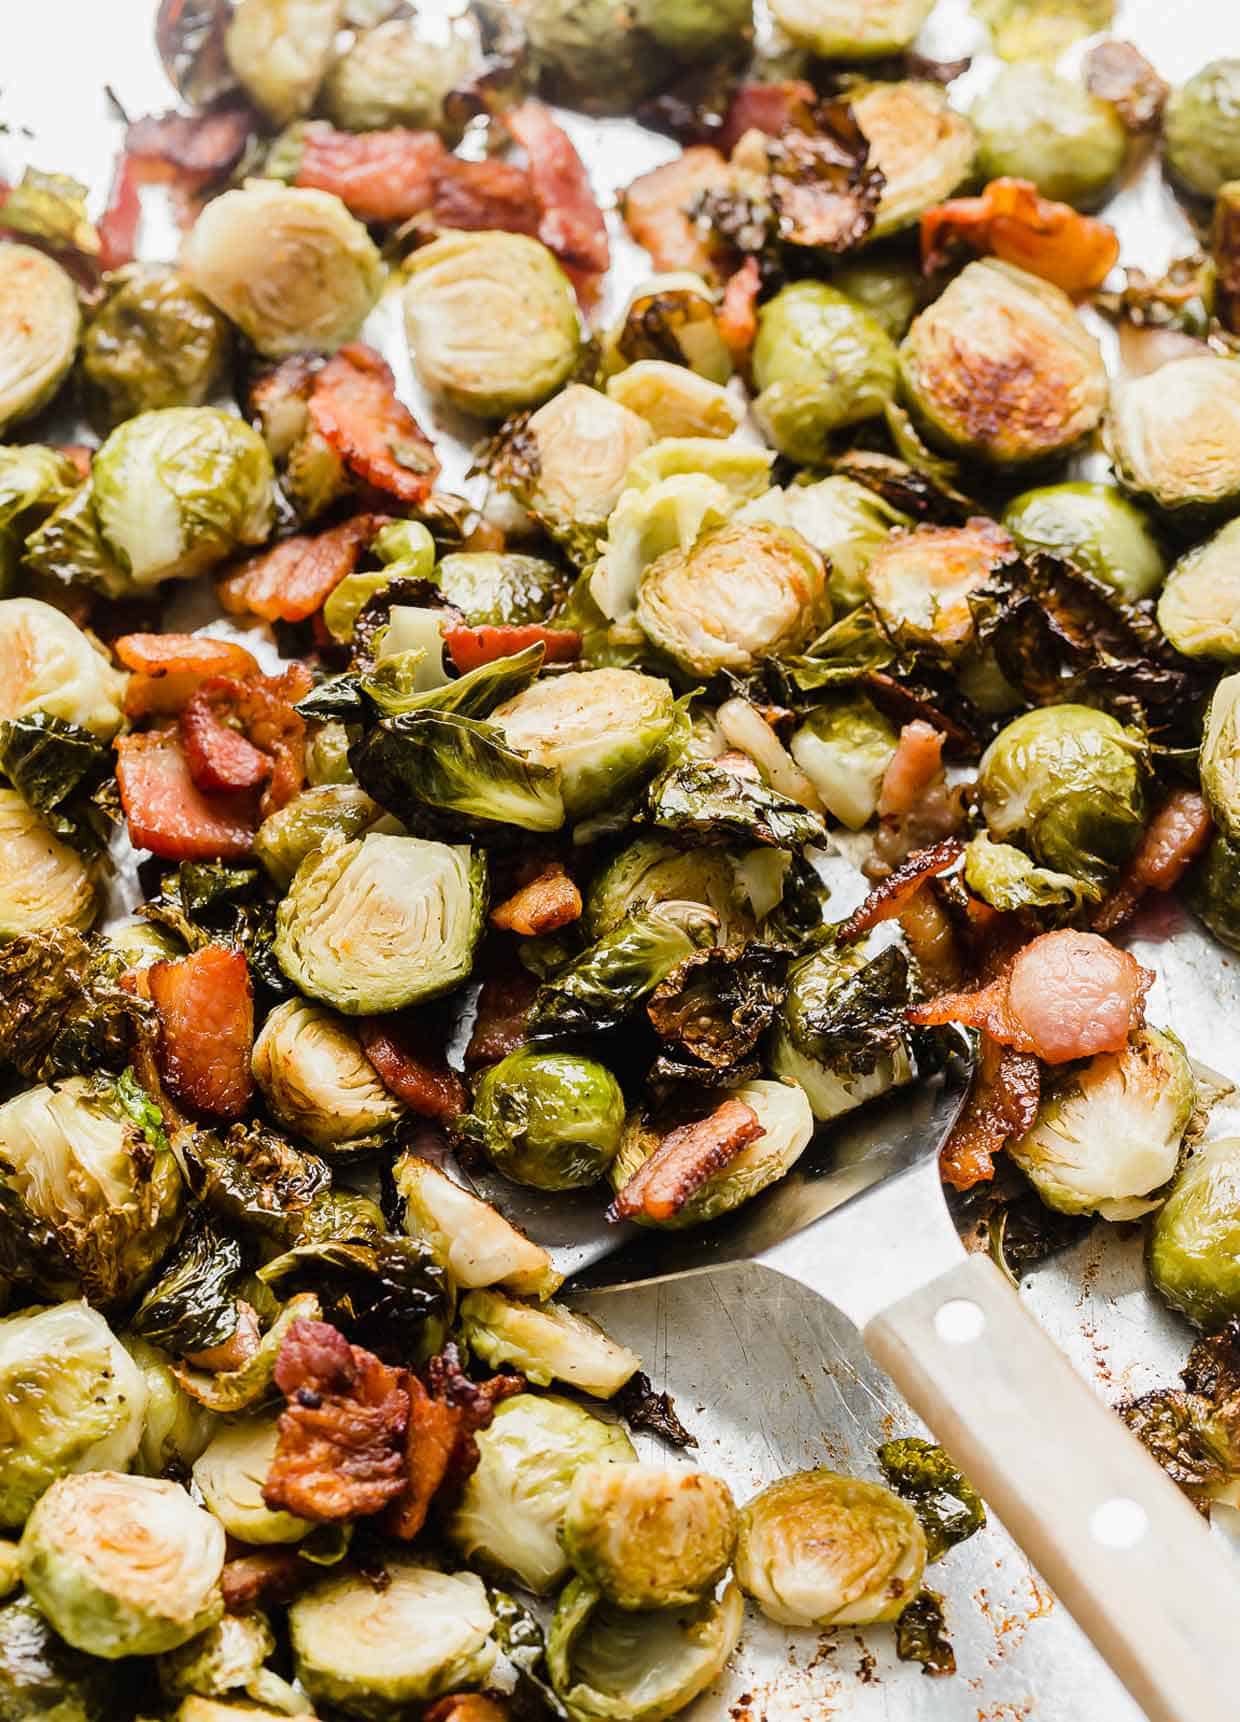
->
491, 669, 678, 819
20, 1472, 225, 1658
0, 791, 96, 938
184, 182, 384, 359
1158, 520, 1240, 658
900, 260, 1108, 465
1192, 832, 1240, 952
471, 1048, 626, 1191
322, 14, 479, 133
865, 518, 1014, 661
448, 1392, 636, 1594
253, 784, 385, 889
972, 65, 1127, 207
0, 598, 126, 739
192, 1415, 312, 1546
852, 81, 975, 240
606, 362, 743, 441
1106, 356, 1240, 515
120, 1337, 217, 1479
769, 945, 914, 1123
1200, 672, 1240, 843
461, 1291, 640, 1397
630, 0, 752, 58
752, 283, 899, 464
225, 0, 341, 125
514, 0, 655, 113
607, 273, 732, 384
769, 0, 935, 59
82, 266, 230, 430
1003, 482, 1166, 603
274, 832, 485, 1015
977, 705, 1147, 889
1149, 1137, 1240, 1329
737, 1468, 926, 1626
623, 440, 773, 503
251, 999, 405, 1154
90, 408, 275, 592
744, 475, 907, 613
584, 838, 754, 942
433, 551, 567, 628
588, 473, 734, 624
563, 1462, 737, 1611
789, 694, 898, 830
509, 385, 654, 559
394, 1155, 562, 1300
156, 1609, 284, 1708
0, 1592, 116, 1722
0, 244, 79, 432
1164, 59, 1240, 199
404, 232, 580, 419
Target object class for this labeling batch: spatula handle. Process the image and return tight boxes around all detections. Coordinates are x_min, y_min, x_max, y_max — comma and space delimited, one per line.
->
865, 1251, 1240, 1722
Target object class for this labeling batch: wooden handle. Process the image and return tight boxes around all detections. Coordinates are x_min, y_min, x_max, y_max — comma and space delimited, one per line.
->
865, 1251, 1240, 1722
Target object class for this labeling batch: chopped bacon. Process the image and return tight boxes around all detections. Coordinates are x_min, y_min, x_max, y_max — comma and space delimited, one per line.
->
428, 156, 542, 237
219, 515, 385, 624
718, 80, 817, 155
444, 624, 581, 675
877, 721, 946, 820
237, 666, 312, 815
185, 1300, 261, 1372
1093, 790, 1214, 933
116, 631, 262, 718
490, 863, 583, 938
841, 839, 964, 940
505, 101, 610, 289
295, 122, 446, 223
306, 345, 439, 506
98, 153, 142, 269
921, 178, 1120, 297
181, 682, 272, 794
424, 1698, 510, 1722
358, 1013, 468, 1123
898, 884, 964, 993
909, 928, 1153, 1064
147, 944, 255, 1120
608, 1098, 764, 1224
465, 968, 539, 1069
1085, 40, 1168, 132
126, 104, 253, 179
624, 149, 731, 279
116, 729, 259, 862
940, 1038, 1041, 1192
221, 1548, 310, 1615
180, 668, 310, 817
386, 1345, 525, 1541
264, 1320, 410, 1523
717, 256, 762, 365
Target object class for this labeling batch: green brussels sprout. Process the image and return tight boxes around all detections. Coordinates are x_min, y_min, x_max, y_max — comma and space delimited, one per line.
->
769, 945, 914, 1124
471, 1048, 626, 1191
737, 1468, 926, 1627
290, 1562, 495, 1715
637, 522, 829, 677
250, 999, 405, 1154
0, 1074, 183, 1307
1149, 1137, 1240, 1329
0, 791, 96, 938
789, 694, 898, 831
865, 517, 1014, 661
0, 1302, 145, 1529
768, 0, 935, 59
900, 259, 1108, 465
90, 408, 275, 592
393, 1154, 563, 1301
630, 0, 752, 59
514, 0, 657, 113
21, 1472, 225, 1658
0, 444, 80, 589
828, 255, 923, 344
752, 283, 899, 464
507, 385, 655, 560
584, 837, 754, 942
606, 362, 743, 441
157, 1610, 284, 1709
0, 244, 79, 433
589, 473, 734, 624
851, 82, 975, 240
1200, 671, 1240, 843
1189, 831, 1240, 953
624, 441, 773, 504
1164, 59, 1240, 199
548, 1575, 743, 1722
305, 719, 355, 786
448, 1392, 636, 1594
962, 833, 1099, 914
253, 784, 385, 889
225, 0, 340, 124
192, 1415, 313, 1546
607, 273, 732, 385
744, 474, 908, 613
21, 487, 128, 598
562, 1462, 738, 1611
1106, 356, 1240, 516
0, 598, 126, 739
977, 705, 1147, 890
404, 232, 580, 419
972, 64, 1127, 207
0, 1592, 116, 1722
1003, 482, 1166, 604
120, 1337, 217, 1479
82, 267, 231, 430
491, 668, 678, 819
321, 14, 479, 134
460, 1291, 640, 1397
184, 182, 383, 360
275, 832, 485, 1015
433, 551, 567, 628
1010, 1026, 1195, 1220
1158, 520, 1240, 658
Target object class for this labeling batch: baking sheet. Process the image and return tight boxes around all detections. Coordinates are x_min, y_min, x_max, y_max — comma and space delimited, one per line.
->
9, 2, 1240, 1716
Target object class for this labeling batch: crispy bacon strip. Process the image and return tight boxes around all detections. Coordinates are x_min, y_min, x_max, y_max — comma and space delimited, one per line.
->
180, 668, 311, 816
386, 1345, 524, 1541
1093, 790, 1214, 933
465, 969, 539, 1069
424, 1697, 510, 1722
307, 345, 439, 506
181, 682, 272, 793
295, 122, 446, 223
717, 255, 762, 365
490, 863, 583, 937
921, 178, 1120, 296
940, 1038, 1040, 1192
624, 149, 731, 279
358, 1014, 468, 1123
841, 839, 964, 940
877, 720, 946, 819
505, 101, 610, 283
116, 632, 261, 718
98, 152, 142, 269
718, 80, 816, 155
221, 1548, 310, 1615
116, 729, 259, 862
264, 1320, 410, 1523
429, 156, 542, 237
608, 1098, 764, 1224
219, 515, 384, 624
126, 104, 253, 178
444, 624, 580, 675
148, 944, 254, 1120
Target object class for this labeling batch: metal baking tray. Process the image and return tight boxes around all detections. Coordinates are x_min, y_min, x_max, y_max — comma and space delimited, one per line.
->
9, 1, 1240, 1714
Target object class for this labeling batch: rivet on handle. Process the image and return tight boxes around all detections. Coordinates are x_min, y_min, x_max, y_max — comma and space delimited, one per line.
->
934, 1298, 986, 1344
1090, 1498, 1149, 1551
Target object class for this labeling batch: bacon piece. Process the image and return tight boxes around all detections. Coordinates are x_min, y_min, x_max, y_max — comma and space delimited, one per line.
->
126, 104, 253, 178
181, 683, 272, 794
386, 1345, 525, 1541
221, 1548, 310, 1614
116, 632, 261, 718
921, 178, 1120, 297
719, 80, 817, 155
1093, 790, 1214, 933
444, 624, 581, 675
219, 515, 384, 624
505, 101, 610, 282
358, 1013, 468, 1123
490, 864, 583, 938
180, 669, 310, 816
624, 149, 731, 279
147, 944, 255, 1119
940, 1038, 1040, 1192
717, 256, 762, 364
237, 666, 312, 816
307, 345, 439, 506
264, 1320, 410, 1523
295, 122, 446, 223
429, 156, 542, 237
465, 969, 538, 1069
116, 729, 259, 862
898, 884, 964, 993
877, 720, 946, 820
841, 839, 964, 940
1085, 40, 1168, 132
424, 1698, 510, 1722
608, 1098, 764, 1225
98, 153, 142, 270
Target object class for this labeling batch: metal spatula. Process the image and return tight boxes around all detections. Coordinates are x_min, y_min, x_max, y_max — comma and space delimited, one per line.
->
495, 1042, 1240, 1722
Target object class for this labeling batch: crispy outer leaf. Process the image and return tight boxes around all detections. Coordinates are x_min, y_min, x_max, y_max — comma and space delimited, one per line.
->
1, 167, 99, 255
647, 942, 788, 1069
646, 761, 825, 849
260, 1235, 449, 1365
787, 943, 914, 1077
529, 902, 721, 1041
895, 1590, 956, 1677
0, 713, 116, 853
130, 1215, 244, 1354
350, 710, 565, 837
174, 1123, 332, 1245
877, 1436, 987, 1560
0, 929, 152, 1082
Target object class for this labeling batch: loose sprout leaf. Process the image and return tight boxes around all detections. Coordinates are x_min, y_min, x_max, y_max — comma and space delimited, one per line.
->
876, 1437, 986, 1560
1118, 1319, 1240, 1508
0, 928, 152, 1082
529, 902, 721, 1041
646, 760, 826, 849
351, 710, 566, 837
130, 1216, 245, 1355
0, 713, 116, 854
259, 1235, 449, 1365
895, 1589, 956, 1676
786, 943, 916, 1079
613, 1370, 699, 1449
176, 1123, 332, 1244
647, 941, 789, 1070
0, 167, 99, 255
156, 0, 238, 105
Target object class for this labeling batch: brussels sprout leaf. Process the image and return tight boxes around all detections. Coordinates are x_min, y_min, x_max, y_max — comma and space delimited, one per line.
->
788, 944, 915, 1078
877, 1436, 986, 1560
1118, 1319, 1240, 1510
130, 1215, 244, 1354
350, 710, 566, 835
647, 942, 788, 1070
113, 1067, 170, 1155
529, 902, 720, 1041
260, 1235, 449, 1365
0, 713, 117, 853
963, 834, 1103, 913
175, 1123, 331, 1244
0, 167, 99, 255
489, 1588, 569, 1722
647, 760, 825, 850
613, 1370, 698, 1449
0, 928, 152, 1081
895, 1589, 956, 1677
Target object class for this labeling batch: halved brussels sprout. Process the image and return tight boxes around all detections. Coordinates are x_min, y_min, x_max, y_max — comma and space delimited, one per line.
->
0, 598, 126, 738
563, 1462, 738, 1611
752, 283, 899, 465
433, 551, 567, 628
1198, 827, 1240, 952
121, 1337, 218, 1479
963, 833, 1098, 914
512, 385, 654, 559
585, 838, 754, 943
515, 0, 655, 113
91, 408, 275, 592
630, 0, 752, 58
0, 1592, 116, 1722
1158, 520, 1240, 658
1106, 356, 1240, 516
548, 1575, 743, 1722
744, 475, 908, 613
769, 944, 914, 1125
471, 1048, 626, 1191
82, 267, 231, 430
275, 832, 485, 1015
1009, 1026, 1195, 1220
394, 1155, 562, 1300
184, 182, 384, 360
251, 998, 405, 1154
192, 1415, 312, 1546
607, 273, 732, 385
1164, 59, 1240, 199
865, 518, 1013, 661
852, 82, 975, 240
1003, 482, 1166, 603
624, 440, 774, 506
461, 1291, 640, 1398
254, 785, 385, 889
589, 473, 734, 624
491, 669, 678, 819
606, 363, 743, 441
291, 1563, 495, 1714
900, 260, 1108, 465
769, 0, 935, 59
449, 1393, 636, 1594
157, 1610, 281, 1707
0, 244, 79, 432
20, 1472, 225, 1658
1200, 672, 1240, 844
789, 694, 899, 831
322, 14, 479, 133
972, 65, 1127, 207
404, 232, 580, 419
637, 522, 828, 677
225, 0, 341, 125
0, 791, 96, 938
0, 1302, 146, 1529
1149, 1137, 1240, 1329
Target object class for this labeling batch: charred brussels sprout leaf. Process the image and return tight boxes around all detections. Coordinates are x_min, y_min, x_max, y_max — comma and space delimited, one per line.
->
0, 713, 115, 855
895, 1589, 956, 1677
648, 941, 787, 1072
130, 1219, 244, 1357
609, 272, 732, 383
752, 283, 898, 465
82, 267, 231, 430
972, 64, 1126, 207
647, 760, 826, 850
0, 929, 151, 1082
1105, 356, 1240, 516
1119, 1320, 1240, 1508
471, 1048, 627, 1190
876, 1438, 986, 1561
770, 943, 914, 1124
529, 902, 720, 1043
1002, 483, 1165, 605
1149, 1137, 1240, 1330
1165, 59, 1240, 199
260, 1234, 448, 1363
175, 1122, 330, 1244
